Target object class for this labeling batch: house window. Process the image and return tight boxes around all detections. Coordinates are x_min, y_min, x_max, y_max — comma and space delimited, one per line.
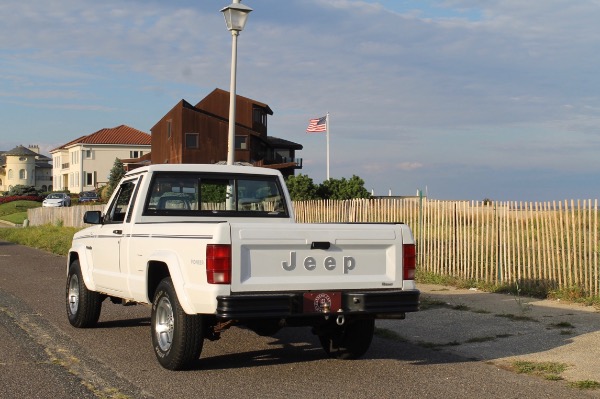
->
19, 169, 26, 180
85, 149, 92, 159
86, 172, 94, 186
276, 149, 292, 160
130, 150, 141, 158
7, 169, 13, 180
253, 106, 267, 127
167, 119, 172, 139
185, 133, 199, 149
235, 136, 247, 150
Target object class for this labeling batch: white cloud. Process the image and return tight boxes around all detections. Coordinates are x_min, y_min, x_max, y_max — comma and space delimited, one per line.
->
2, 0, 600, 200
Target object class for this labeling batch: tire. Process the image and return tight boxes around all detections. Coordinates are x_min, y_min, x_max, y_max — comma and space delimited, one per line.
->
319, 318, 375, 360
151, 278, 203, 370
66, 260, 102, 328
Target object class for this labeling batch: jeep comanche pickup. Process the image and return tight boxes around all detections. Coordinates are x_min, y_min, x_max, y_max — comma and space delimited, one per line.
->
66, 164, 419, 370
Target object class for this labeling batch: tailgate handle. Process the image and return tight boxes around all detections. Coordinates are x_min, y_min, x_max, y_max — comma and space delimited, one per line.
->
311, 241, 331, 250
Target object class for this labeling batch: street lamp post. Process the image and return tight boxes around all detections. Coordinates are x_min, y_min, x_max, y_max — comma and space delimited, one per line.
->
221, 1, 252, 165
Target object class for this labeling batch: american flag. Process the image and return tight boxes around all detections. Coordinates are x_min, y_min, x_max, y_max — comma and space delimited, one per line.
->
306, 115, 327, 133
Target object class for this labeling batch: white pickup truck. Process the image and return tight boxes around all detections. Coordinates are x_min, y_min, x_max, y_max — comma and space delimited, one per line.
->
66, 164, 419, 370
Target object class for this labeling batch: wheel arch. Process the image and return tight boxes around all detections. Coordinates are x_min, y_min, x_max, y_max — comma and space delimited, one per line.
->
67, 249, 97, 291
146, 251, 195, 314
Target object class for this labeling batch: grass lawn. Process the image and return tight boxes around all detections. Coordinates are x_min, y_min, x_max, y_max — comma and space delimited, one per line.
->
2, 212, 28, 224
0, 200, 79, 255
0, 200, 42, 224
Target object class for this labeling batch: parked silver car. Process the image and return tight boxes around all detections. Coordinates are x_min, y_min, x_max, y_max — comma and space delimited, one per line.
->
42, 193, 71, 207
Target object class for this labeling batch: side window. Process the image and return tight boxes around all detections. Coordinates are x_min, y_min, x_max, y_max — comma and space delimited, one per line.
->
105, 180, 136, 223
125, 176, 143, 223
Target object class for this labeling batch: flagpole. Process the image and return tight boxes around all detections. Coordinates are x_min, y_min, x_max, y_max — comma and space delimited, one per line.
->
326, 112, 330, 180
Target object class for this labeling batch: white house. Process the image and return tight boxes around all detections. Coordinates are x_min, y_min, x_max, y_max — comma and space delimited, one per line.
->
0, 145, 53, 193
50, 125, 151, 193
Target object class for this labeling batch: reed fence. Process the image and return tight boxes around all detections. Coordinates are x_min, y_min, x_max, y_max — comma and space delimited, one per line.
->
294, 198, 599, 297
28, 198, 600, 296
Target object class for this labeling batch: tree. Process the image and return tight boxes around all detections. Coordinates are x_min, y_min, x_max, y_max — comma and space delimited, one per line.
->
105, 158, 126, 199
287, 174, 371, 200
285, 174, 320, 201
7, 185, 40, 197
317, 175, 371, 200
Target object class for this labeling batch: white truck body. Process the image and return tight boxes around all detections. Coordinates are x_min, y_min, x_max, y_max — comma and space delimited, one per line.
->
66, 164, 419, 370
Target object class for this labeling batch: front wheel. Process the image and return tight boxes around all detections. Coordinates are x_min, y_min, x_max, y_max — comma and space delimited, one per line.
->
151, 278, 203, 370
318, 318, 375, 360
66, 260, 102, 328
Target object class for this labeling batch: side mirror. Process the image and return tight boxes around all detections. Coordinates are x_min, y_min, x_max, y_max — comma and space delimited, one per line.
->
83, 211, 103, 225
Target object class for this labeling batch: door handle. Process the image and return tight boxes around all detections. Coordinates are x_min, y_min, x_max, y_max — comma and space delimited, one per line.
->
113, 230, 123, 235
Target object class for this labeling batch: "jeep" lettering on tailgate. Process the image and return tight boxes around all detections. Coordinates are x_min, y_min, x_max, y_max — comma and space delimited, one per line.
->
282, 251, 356, 274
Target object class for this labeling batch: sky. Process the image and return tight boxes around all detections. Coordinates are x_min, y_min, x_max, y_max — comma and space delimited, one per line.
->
2, 0, 600, 201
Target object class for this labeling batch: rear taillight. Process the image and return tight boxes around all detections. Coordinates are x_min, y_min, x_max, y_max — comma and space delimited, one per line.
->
206, 244, 231, 284
403, 243, 416, 280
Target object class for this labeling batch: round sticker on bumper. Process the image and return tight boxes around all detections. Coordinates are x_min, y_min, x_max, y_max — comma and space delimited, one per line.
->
314, 293, 332, 312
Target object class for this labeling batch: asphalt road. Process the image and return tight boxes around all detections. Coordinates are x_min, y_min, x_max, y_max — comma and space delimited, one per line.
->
0, 240, 598, 399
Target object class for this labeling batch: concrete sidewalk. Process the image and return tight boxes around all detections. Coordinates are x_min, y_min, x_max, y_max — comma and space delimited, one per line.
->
377, 284, 600, 388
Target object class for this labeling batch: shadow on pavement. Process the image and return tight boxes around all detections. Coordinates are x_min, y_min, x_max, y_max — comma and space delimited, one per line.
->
376, 284, 600, 382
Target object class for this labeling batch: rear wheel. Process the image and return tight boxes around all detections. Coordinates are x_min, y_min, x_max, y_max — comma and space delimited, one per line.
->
151, 278, 203, 370
66, 260, 102, 328
318, 318, 375, 360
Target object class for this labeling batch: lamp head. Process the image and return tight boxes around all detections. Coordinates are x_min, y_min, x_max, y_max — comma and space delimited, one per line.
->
221, 2, 253, 32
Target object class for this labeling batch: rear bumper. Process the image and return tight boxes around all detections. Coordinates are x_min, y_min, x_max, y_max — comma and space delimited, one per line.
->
215, 289, 420, 320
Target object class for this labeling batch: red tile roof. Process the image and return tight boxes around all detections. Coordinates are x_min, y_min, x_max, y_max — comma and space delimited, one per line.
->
52, 125, 151, 152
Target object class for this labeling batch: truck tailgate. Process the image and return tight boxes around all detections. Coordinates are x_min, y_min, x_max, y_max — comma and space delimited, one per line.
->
230, 223, 411, 293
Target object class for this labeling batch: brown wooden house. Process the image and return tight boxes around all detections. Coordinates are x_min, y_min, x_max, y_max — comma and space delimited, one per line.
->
150, 88, 302, 178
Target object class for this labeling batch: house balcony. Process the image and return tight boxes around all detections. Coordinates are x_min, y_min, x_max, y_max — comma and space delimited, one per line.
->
235, 150, 302, 170
254, 157, 302, 169
61, 163, 70, 170
262, 156, 302, 168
